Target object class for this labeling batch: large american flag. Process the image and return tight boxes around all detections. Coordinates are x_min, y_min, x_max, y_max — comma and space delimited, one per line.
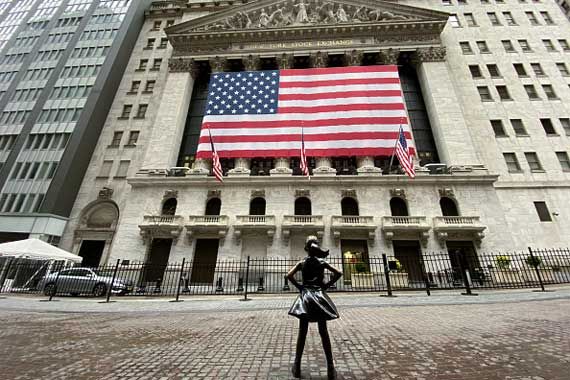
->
395, 125, 415, 178
196, 65, 414, 159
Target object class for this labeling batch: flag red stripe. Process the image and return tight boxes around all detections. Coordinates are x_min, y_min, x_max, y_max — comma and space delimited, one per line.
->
279, 103, 405, 113
197, 147, 417, 159
203, 117, 409, 129
280, 65, 397, 76
201, 132, 413, 144
280, 77, 400, 88
278, 90, 402, 101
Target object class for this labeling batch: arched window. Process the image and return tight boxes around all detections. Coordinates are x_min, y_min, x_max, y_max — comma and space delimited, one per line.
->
294, 197, 312, 215
341, 197, 359, 216
161, 198, 177, 215
205, 197, 221, 216
249, 197, 266, 215
440, 197, 459, 216
390, 197, 408, 216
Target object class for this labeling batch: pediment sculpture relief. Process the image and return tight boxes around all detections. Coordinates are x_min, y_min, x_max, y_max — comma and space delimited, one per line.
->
196, 0, 415, 31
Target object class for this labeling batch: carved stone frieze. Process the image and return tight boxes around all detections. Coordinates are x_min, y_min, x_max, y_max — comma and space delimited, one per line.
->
379, 48, 399, 65
346, 49, 363, 66
278, 53, 294, 69
416, 46, 446, 63
310, 51, 328, 68
209, 56, 228, 72
243, 54, 260, 71
341, 189, 357, 198
98, 187, 113, 200
193, 1, 418, 32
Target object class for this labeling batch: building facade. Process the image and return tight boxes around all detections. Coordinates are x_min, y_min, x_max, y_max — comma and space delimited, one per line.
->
0, 0, 151, 244
60, 0, 570, 277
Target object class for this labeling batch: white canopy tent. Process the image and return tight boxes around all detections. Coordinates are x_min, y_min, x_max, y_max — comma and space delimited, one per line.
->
0, 238, 82, 263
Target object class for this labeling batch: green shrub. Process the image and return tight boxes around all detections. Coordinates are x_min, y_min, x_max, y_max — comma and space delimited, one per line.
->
495, 255, 512, 269
354, 262, 368, 273
525, 255, 542, 268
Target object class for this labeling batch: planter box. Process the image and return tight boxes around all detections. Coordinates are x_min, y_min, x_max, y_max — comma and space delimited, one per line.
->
490, 268, 521, 285
351, 273, 374, 288
389, 272, 409, 288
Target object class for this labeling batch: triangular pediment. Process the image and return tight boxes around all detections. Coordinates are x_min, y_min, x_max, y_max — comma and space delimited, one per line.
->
167, 0, 448, 34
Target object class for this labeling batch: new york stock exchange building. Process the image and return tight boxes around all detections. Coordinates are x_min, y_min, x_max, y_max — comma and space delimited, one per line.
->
60, 0, 570, 289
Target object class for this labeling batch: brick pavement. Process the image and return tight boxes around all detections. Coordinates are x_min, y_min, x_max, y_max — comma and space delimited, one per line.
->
1, 292, 569, 380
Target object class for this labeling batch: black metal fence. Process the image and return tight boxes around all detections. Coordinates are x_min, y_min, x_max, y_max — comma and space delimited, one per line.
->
1, 248, 570, 300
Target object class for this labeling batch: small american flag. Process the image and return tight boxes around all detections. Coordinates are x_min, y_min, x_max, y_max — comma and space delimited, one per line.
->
208, 128, 223, 182
300, 126, 309, 177
196, 65, 414, 159
395, 125, 415, 178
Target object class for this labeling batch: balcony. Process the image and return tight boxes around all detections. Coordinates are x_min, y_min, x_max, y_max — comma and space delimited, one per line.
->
234, 215, 277, 240
185, 215, 229, 240
138, 215, 184, 242
433, 216, 486, 246
330, 216, 376, 243
282, 215, 325, 240
381, 216, 431, 247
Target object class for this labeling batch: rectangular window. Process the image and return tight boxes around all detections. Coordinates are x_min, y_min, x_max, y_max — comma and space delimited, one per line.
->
524, 85, 540, 100
502, 40, 515, 52
449, 14, 461, 27
145, 38, 155, 49
491, 120, 507, 137
115, 160, 130, 178
460, 41, 473, 54
556, 63, 569, 76
144, 80, 155, 93
531, 63, 545, 76
525, 152, 543, 171
543, 39, 556, 51
503, 12, 516, 25
518, 39, 532, 52
540, 119, 557, 135
120, 105, 132, 119
129, 81, 140, 94
477, 40, 490, 53
137, 59, 148, 71
465, 13, 477, 27
442, 0, 451, 4
469, 65, 483, 78
558, 39, 570, 51
496, 85, 511, 100
110, 131, 123, 147
136, 104, 148, 118
526, 11, 539, 25
151, 59, 162, 71
159, 38, 168, 49
534, 201, 552, 222
556, 152, 570, 172
166, 20, 175, 27
503, 153, 522, 172
488, 12, 501, 26
127, 131, 139, 146
152, 20, 161, 30
513, 63, 527, 76
540, 11, 554, 25
560, 118, 570, 136
98, 160, 113, 178
510, 119, 528, 136
487, 64, 501, 77
542, 85, 557, 100
477, 86, 493, 101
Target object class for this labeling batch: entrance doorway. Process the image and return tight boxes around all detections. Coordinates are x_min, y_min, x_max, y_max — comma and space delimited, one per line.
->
78, 240, 105, 267
393, 241, 423, 286
447, 241, 481, 285
143, 238, 172, 284
340, 239, 369, 284
191, 239, 219, 284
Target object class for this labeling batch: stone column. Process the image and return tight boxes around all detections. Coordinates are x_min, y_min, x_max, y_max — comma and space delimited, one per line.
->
228, 158, 251, 177
415, 47, 481, 166
270, 157, 292, 176
357, 156, 382, 176
140, 58, 196, 173
379, 48, 400, 65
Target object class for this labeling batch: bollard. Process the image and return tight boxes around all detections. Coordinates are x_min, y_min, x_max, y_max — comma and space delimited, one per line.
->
257, 277, 265, 292
381, 254, 393, 297
236, 277, 244, 292
154, 278, 162, 294
216, 277, 224, 292
171, 258, 186, 302
460, 268, 477, 296
46, 263, 63, 302
241, 256, 251, 301
103, 259, 120, 303
528, 247, 546, 292
282, 276, 290, 291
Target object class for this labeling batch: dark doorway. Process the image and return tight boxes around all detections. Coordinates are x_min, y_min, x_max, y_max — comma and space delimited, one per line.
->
294, 197, 311, 215
162, 198, 177, 215
143, 238, 172, 284
447, 241, 481, 285
440, 197, 459, 216
191, 239, 219, 284
249, 197, 266, 215
205, 197, 221, 215
78, 240, 105, 267
340, 239, 369, 284
341, 197, 359, 216
390, 197, 409, 216
393, 241, 423, 286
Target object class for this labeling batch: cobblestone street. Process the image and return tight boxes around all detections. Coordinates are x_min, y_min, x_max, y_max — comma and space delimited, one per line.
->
1, 291, 569, 380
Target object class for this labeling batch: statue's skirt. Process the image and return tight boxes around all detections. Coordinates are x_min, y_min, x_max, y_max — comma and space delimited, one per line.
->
288, 286, 339, 322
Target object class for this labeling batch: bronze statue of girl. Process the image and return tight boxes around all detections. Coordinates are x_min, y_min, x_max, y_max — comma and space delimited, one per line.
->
287, 236, 342, 379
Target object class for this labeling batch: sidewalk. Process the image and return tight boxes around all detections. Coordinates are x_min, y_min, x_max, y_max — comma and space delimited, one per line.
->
2, 285, 570, 314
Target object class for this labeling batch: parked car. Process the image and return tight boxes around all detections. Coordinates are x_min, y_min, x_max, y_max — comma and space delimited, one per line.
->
38, 268, 133, 297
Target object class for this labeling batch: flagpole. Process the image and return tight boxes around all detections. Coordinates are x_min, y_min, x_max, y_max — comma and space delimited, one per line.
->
387, 124, 401, 174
